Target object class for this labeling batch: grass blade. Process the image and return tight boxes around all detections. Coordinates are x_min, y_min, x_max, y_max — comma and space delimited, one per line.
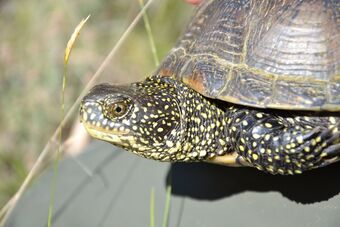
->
162, 185, 172, 227
150, 187, 155, 227
138, 0, 159, 67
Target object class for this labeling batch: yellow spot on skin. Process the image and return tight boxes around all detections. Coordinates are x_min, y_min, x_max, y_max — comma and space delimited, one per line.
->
199, 150, 207, 157
140, 138, 148, 144
252, 153, 259, 160
197, 118, 201, 124
177, 154, 185, 160
219, 139, 226, 146
157, 128, 164, 132
294, 170, 302, 174
200, 125, 205, 132
329, 117, 336, 124
168, 147, 177, 154
166, 141, 174, 147
266, 165, 274, 173
278, 169, 284, 174
256, 113, 263, 118
183, 143, 191, 151
90, 113, 96, 120
304, 146, 310, 152
151, 153, 160, 159
311, 139, 316, 146
253, 134, 261, 139
320, 152, 327, 157
264, 123, 272, 128
264, 134, 270, 141
216, 121, 221, 127
297, 135, 303, 144
306, 154, 314, 160
316, 136, 321, 143
239, 145, 245, 152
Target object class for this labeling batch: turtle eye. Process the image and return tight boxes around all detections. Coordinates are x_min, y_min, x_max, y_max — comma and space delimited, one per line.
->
110, 101, 128, 118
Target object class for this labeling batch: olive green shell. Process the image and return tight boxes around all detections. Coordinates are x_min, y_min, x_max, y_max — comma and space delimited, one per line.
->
157, 0, 340, 111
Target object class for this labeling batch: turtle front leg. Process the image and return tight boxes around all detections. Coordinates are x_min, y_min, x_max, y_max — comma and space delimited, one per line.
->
206, 151, 251, 167
227, 109, 340, 174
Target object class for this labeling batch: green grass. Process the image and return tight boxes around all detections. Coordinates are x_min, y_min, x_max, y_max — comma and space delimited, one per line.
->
162, 185, 172, 227
149, 186, 172, 227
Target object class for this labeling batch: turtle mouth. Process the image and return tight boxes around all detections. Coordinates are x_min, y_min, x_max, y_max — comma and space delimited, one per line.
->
83, 122, 130, 135
83, 123, 131, 144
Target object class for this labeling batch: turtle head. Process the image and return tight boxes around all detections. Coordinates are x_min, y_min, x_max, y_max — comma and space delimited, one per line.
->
80, 77, 187, 161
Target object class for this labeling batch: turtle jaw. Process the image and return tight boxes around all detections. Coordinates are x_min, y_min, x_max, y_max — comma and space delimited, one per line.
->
83, 123, 133, 146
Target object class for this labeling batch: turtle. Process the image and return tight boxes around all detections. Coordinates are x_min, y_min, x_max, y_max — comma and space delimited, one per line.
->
80, 0, 340, 175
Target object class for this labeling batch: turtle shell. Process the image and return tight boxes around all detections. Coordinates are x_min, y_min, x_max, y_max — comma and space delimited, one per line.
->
157, 0, 340, 111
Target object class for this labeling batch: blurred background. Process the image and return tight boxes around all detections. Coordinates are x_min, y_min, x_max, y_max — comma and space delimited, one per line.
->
0, 0, 193, 208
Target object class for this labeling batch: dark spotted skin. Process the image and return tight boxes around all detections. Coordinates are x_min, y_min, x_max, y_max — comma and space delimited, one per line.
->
226, 106, 340, 174
80, 76, 340, 175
